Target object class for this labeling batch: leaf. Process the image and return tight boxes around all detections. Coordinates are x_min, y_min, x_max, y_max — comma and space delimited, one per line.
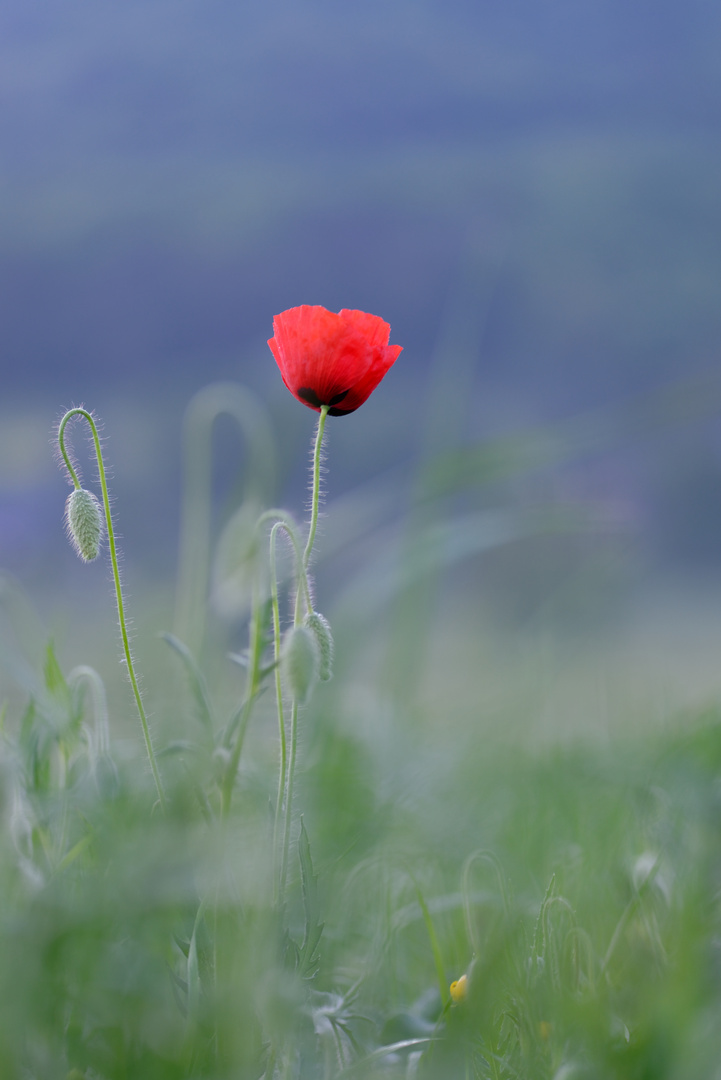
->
160, 633, 215, 734
157, 740, 203, 757
297, 818, 324, 980
411, 877, 450, 1010
335, 1038, 434, 1077
227, 651, 249, 668
43, 643, 77, 738
43, 641, 68, 700
530, 873, 556, 978
185, 898, 211, 1030
55, 833, 93, 875
19, 697, 38, 749
187, 920, 202, 1024
19, 699, 52, 793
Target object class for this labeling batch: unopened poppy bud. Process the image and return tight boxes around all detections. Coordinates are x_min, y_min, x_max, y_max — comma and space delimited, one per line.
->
65, 488, 103, 562
303, 612, 334, 682
283, 625, 320, 704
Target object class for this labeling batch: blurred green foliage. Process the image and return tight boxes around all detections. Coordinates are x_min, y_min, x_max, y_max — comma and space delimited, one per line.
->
2, 630, 721, 1078
2, 379, 721, 1077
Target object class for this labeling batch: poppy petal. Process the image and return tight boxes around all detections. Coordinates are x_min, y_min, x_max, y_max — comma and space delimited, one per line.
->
268, 304, 402, 415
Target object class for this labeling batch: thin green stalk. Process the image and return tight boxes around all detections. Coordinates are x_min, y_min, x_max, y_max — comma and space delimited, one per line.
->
220, 578, 264, 818
58, 408, 166, 811
219, 411, 328, 874
281, 407, 328, 899
218, 510, 308, 823
257, 508, 313, 618
279, 699, 298, 901
269, 524, 288, 905
268, 520, 312, 905
300, 406, 329, 580
599, 854, 661, 981
304, 406, 329, 569
295, 406, 330, 622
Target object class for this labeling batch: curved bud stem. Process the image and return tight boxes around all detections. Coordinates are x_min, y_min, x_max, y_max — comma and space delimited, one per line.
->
174, 383, 276, 656
57, 408, 166, 812
68, 664, 110, 756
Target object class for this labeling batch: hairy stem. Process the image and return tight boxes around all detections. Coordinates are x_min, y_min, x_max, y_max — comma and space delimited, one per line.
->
304, 406, 328, 567
282, 405, 329, 897
58, 408, 166, 811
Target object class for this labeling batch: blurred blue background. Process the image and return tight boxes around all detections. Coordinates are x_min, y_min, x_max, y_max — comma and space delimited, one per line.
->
2, 0, 721, 657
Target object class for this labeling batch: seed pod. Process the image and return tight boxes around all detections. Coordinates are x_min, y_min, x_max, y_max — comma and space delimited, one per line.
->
283, 625, 320, 705
303, 611, 334, 682
65, 487, 103, 562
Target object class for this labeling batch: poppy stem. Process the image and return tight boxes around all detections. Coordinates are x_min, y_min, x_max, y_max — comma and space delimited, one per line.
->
278, 406, 328, 905
267, 518, 309, 904
279, 698, 298, 902
303, 405, 329, 571
57, 408, 166, 813
269, 526, 287, 907
220, 510, 309, 823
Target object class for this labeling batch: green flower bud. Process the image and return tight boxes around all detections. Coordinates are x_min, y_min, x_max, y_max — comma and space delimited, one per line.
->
65, 487, 103, 562
283, 625, 320, 705
303, 611, 334, 681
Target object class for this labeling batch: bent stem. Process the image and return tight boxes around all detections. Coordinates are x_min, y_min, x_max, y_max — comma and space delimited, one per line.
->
174, 382, 276, 655
57, 408, 166, 812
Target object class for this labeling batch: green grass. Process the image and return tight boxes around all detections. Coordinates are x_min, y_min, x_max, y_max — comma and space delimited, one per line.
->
1, 395, 721, 1079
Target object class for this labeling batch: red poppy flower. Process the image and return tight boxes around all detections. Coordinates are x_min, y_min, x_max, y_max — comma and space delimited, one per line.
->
268, 305, 402, 416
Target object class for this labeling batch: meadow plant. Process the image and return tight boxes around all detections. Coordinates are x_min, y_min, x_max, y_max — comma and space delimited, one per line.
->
0, 308, 720, 1078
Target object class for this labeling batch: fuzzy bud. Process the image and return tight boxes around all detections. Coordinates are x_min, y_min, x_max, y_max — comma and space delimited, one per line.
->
65, 487, 103, 562
303, 611, 334, 682
282, 625, 320, 705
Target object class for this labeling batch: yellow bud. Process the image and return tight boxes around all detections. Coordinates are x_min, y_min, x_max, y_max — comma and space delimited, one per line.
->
449, 973, 468, 1003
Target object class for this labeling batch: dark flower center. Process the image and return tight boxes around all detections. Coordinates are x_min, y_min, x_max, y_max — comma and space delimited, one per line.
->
298, 387, 350, 408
